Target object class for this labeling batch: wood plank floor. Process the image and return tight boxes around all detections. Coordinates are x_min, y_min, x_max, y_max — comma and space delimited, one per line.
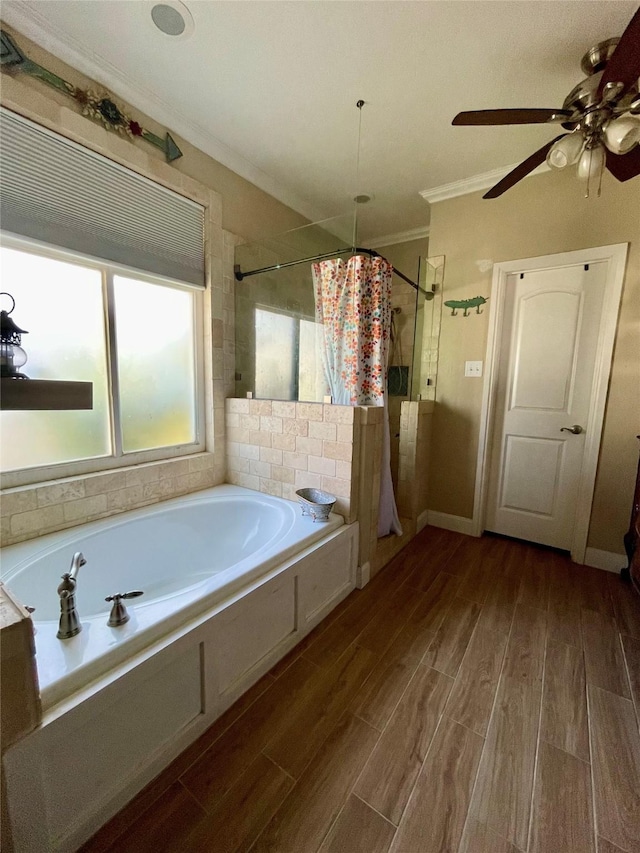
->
81, 527, 640, 853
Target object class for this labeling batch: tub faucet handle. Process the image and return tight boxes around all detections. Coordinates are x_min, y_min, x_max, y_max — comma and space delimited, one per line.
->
105, 590, 144, 627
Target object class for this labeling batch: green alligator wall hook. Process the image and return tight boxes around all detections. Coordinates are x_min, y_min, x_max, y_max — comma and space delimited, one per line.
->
0, 29, 183, 162
444, 296, 489, 316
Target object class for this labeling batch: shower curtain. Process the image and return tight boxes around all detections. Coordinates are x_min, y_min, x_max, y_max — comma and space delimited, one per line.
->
312, 254, 402, 537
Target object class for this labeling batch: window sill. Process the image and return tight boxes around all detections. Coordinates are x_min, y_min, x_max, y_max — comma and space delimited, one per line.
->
0, 379, 93, 411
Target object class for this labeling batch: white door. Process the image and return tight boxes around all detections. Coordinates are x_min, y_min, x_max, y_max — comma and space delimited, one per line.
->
485, 260, 607, 549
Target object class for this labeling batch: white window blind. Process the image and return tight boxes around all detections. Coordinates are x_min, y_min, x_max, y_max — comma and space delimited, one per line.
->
0, 108, 205, 287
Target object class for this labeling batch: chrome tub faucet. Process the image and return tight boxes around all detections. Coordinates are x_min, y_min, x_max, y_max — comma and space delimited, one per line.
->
57, 551, 86, 639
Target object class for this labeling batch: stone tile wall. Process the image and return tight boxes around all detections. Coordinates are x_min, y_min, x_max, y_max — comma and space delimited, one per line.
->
419, 256, 444, 402
0, 584, 41, 750
358, 401, 434, 578
397, 401, 434, 523
226, 400, 361, 522
1, 456, 220, 547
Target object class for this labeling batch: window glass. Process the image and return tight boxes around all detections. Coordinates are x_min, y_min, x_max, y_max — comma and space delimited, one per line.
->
253, 309, 326, 402
113, 275, 197, 452
254, 308, 296, 400
0, 247, 110, 472
298, 318, 326, 402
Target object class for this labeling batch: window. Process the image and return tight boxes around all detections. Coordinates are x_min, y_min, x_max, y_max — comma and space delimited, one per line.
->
0, 236, 204, 477
254, 307, 325, 401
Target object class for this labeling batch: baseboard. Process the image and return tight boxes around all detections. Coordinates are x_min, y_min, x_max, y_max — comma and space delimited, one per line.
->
417, 510, 429, 533
356, 561, 371, 589
426, 510, 476, 537
583, 548, 627, 574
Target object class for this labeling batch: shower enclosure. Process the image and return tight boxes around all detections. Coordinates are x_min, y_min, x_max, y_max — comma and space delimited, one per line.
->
233, 216, 442, 510
234, 215, 353, 403
233, 217, 438, 400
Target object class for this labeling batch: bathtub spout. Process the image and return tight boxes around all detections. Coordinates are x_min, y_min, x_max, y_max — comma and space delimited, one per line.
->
69, 551, 86, 581
56, 552, 86, 639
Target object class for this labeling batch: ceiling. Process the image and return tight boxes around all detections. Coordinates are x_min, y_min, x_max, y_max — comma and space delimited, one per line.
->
2, 1, 638, 241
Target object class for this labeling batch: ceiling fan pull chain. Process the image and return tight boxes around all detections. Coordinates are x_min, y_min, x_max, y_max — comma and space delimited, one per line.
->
597, 152, 605, 197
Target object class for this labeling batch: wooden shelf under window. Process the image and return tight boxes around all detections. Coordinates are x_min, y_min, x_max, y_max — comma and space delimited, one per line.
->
0, 379, 93, 410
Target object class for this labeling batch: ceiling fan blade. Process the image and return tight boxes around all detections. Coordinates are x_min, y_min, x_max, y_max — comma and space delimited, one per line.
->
606, 146, 640, 181
452, 109, 572, 126
598, 7, 640, 98
483, 136, 566, 199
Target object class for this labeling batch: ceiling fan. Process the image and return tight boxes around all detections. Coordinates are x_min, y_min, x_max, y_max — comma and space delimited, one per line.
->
452, 7, 640, 198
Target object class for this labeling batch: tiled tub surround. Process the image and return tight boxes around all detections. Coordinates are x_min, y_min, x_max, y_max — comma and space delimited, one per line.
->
2, 486, 358, 853
1, 455, 220, 547
226, 399, 361, 522
226, 399, 434, 585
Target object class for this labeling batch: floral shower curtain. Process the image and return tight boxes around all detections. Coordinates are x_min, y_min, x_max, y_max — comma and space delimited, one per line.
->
312, 254, 402, 537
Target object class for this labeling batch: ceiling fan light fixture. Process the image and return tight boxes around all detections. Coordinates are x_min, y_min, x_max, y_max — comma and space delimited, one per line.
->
603, 114, 640, 155
546, 132, 585, 169
577, 141, 605, 181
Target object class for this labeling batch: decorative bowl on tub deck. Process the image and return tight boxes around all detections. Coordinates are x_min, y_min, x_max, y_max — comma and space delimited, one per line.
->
295, 488, 336, 522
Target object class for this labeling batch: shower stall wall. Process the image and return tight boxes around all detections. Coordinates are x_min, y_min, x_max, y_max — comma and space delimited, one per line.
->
232, 217, 436, 549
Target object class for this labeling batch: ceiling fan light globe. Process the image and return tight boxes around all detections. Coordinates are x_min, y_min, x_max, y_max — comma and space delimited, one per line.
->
577, 143, 605, 181
546, 133, 585, 169
603, 114, 640, 154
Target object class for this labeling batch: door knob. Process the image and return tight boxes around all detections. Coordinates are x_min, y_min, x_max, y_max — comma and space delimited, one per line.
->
560, 425, 584, 435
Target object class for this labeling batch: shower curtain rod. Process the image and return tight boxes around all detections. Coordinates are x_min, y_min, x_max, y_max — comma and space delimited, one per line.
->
234, 247, 430, 297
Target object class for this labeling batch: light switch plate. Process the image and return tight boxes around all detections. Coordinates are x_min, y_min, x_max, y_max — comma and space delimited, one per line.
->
465, 360, 483, 377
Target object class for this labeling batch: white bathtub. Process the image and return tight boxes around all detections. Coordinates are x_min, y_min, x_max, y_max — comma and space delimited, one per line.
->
3, 483, 359, 852
1, 484, 344, 708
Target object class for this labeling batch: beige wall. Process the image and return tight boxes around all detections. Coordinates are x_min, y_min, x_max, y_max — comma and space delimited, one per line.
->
428, 166, 640, 553
0, 24, 309, 244
378, 238, 429, 290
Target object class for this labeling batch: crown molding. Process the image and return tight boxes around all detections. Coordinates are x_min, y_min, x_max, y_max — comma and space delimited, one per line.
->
368, 225, 430, 249
1, 1, 327, 224
420, 161, 551, 204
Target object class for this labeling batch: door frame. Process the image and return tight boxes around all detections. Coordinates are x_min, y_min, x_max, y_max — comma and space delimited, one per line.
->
472, 243, 628, 563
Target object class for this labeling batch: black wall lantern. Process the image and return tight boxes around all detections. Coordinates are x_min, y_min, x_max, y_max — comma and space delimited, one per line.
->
0, 292, 29, 379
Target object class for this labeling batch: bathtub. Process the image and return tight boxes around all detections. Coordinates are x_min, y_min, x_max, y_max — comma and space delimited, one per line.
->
1, 484, 345, 708
3, 483, 358, 852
